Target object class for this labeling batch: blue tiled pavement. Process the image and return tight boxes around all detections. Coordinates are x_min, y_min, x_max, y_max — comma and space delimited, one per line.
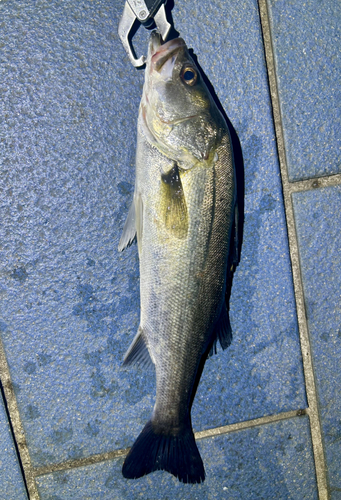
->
0, 0, 339, 498
35, 416, 317, 500
292, 186, 341, 497
267, 0, 341, 181
0, 391, 28, 499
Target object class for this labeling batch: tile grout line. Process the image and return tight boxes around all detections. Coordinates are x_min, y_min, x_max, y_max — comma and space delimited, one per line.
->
195, 409, 305, 440
257, 1, 329, 499
0, 340, 40, 500
288, 173, 341, 194
33, 448, 130, 478
33, 409, 305, 478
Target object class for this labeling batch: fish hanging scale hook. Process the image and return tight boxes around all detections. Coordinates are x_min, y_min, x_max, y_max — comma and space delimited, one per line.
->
118, 0, 172, 67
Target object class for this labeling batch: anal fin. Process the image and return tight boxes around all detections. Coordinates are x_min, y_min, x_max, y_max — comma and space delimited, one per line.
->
123, 326, 154, 368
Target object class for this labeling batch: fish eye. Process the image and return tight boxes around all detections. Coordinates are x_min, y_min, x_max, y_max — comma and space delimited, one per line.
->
181, 65, 198, 86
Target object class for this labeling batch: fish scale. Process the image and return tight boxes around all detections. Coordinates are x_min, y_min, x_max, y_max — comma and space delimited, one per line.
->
118, 31, 237, 483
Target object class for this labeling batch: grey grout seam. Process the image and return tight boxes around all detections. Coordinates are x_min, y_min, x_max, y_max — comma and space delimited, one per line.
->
33, 409, 305, 478
0, 341, 40, 500
33, 447, 130, 478
289, 173, 341, 193
195, 409, 305, 440
257, 1, 329, 499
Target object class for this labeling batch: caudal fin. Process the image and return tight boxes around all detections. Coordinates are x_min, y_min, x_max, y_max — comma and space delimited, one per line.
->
122, 420, 205, 484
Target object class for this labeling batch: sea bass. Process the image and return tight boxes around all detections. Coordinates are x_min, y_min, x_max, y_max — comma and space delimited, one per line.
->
118, 31, 238, 483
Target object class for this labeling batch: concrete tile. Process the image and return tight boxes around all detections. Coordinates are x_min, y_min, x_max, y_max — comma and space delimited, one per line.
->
173, 0, 307, 428
331, 491, 341, 500
267, 0, 341, 181
0, 391, 28, 500
35, 416, 317, 499
0, 0, 305, 474
292, 185, 341, 492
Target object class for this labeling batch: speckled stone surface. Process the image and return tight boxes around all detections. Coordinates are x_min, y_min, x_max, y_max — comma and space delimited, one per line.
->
172, 0, 308, 432
267, 0, 341, 181
35, 416, 317, 499
0, 0, 307, 475
0, 391, 28, 500
292, 185, 341, 495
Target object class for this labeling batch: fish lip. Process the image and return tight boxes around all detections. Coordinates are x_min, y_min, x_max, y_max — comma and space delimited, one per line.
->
150, 36, 186, 71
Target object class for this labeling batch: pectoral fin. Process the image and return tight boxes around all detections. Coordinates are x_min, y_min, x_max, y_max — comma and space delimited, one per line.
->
161, 163, 188, 239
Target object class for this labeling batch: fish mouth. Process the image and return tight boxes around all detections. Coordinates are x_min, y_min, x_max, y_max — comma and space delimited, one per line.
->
150, 33, 186, 72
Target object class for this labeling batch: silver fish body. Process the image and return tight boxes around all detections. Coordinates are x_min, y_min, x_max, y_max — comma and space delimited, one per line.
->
119, 32, 237, 483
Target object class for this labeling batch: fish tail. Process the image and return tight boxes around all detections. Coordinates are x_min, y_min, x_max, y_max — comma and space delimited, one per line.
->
122, 419, 205, 484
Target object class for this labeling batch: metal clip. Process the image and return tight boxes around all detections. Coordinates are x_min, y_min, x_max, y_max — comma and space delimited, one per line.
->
118, 1, 171, 67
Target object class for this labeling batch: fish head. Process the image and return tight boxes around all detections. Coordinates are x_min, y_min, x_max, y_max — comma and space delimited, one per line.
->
141, 32, 222, 166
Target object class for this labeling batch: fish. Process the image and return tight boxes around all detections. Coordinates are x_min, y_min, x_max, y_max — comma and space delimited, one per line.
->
118, 31, 238, 484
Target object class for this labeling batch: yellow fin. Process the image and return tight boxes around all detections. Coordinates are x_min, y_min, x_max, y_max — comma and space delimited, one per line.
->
161, 164, 188, 239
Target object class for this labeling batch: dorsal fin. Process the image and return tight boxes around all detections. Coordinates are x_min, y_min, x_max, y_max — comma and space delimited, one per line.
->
208, 304, 232, 357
